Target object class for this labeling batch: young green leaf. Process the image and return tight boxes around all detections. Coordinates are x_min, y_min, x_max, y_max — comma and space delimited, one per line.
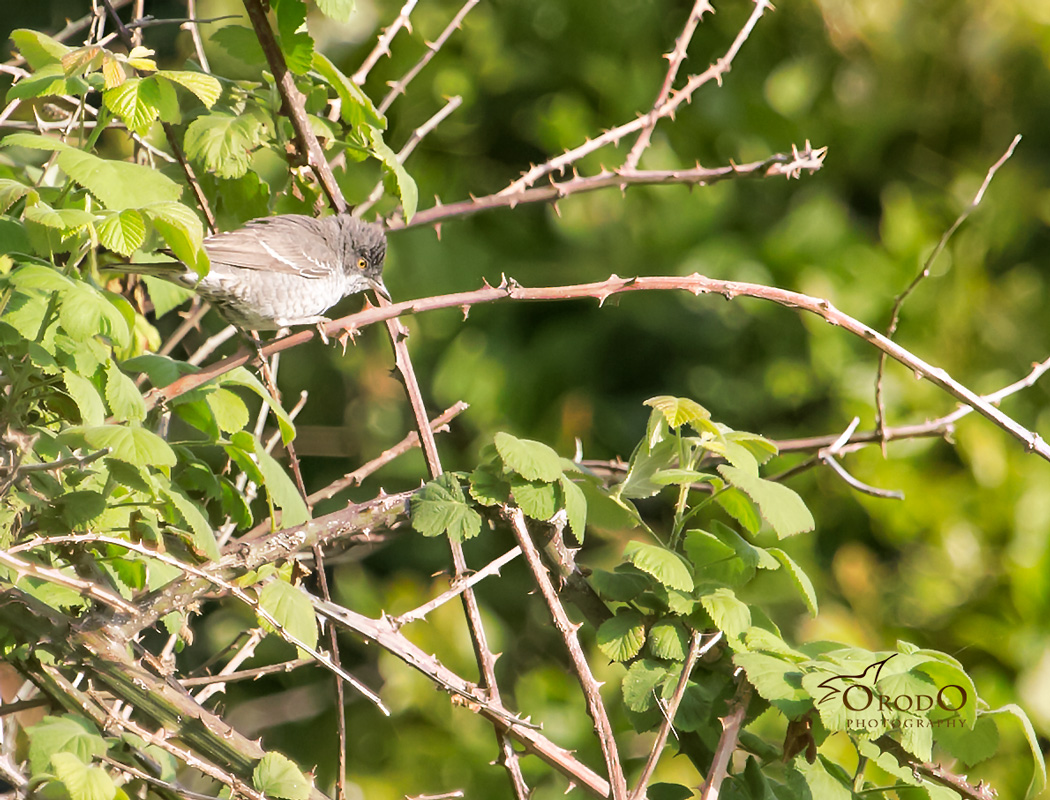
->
312, 52, 385, 129
251, 435, 310, 528
10, 29, 71, 69
27, 715, 106, 774
509, 475, 559, 521
412, 473, 483, 542
62, 369, 106, 427
159, 482, 220, 561
560, 474, 587, 543
493, 431, 563, 482
95, 208, 146, 256
648, 618, 688, 660
768, 547, 817, 616
622, 659, 672, 713
368, 126, 418, 222
184, 112, 267, 180
468, 465, 510, 507
65, 425, 176, 469
699, 587, 751, 642
253, 752, 313, 800
51, 752, 116, 800
55, 148, 182, 209
155, 70, 222, 108
258, 579, 318, 654
644, 395, 720, 436
596, 609, 646, 662
718, 465, 815, 538
220, 367, 296, 445
623, 540, 693, 592
104, 360, 146, 422
315, 0, 356, 22
982, 704, 1046, 799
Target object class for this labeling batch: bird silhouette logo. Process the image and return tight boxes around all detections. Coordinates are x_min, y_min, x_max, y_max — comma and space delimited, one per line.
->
815, 654, 896, 706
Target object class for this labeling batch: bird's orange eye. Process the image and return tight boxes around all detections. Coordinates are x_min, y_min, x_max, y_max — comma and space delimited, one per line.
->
356, 258, 367, 270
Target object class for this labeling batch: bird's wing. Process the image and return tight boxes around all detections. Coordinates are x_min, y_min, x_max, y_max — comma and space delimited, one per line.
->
203, 217, 334, 279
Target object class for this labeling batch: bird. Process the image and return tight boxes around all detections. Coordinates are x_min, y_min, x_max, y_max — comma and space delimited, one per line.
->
120, 214, 389, 331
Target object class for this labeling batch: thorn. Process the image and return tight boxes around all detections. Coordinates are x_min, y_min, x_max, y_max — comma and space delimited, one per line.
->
460, 304, 470, 320
552, 201, 561, 218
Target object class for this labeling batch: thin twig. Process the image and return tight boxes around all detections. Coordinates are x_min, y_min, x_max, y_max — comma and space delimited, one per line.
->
181, 657, 313, 686
183, 0, 212, 73
499, 0, 773, 195
817, 417, 905, 500
378, 0, 479, 115
504, 505, 627, 800
624, 0, 714, 170
0, 549, 137, 614
396, 546, 522, 626
352, 0, 420, 85
192, 628, 265, 704
100, 755, 219, 800
2, 0, 133, 68
874, 134, 1022, 444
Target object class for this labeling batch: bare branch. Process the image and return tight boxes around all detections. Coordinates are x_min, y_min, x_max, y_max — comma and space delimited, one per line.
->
699, 679, 751, 799
395, 546, 522, 625
624, 0, 714, 169
0, 549, 137, 615
504, 505, 627, 800
352, 0, 421, 85
378, 0, 479, 115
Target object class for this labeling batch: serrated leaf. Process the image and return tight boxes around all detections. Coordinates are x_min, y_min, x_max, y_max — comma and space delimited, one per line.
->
622, 659, 671, 713
411, 473, 482, 542
935, 715, 998, 767
205, 387, 249, 433
787, 756, 852, 800
258, 580, 318, 654
713, 486, 761, 534
683, 527, 757, 587
51, 752, 116, 800
57, 147, 182, 210
616, 436, 677, 500
103, 360, 146, 423
623, 540, 693, 592
768, 547, 817, 616
58, 283, 130, 346
141, 201, 208, 274
718, 465, 814, 538
699, 587, 751, 642
24, 203, 94, 231
733, 652, 810, 717
253, 752, 312, 800
210, 25, 265, 66
184, 112, 266, 180
103, 77, 163, 137
95, 208, 146, 256
368, 126, 417, 222
468, 465, 510, 507
27, 715, 105, 774
509, 475, 559, 521
63, 369, 105, 426
590, 567, 651, 601
154, 70, 222, 107
0, 178, 32, 213
256, 444, 310, 527
648, 618, 688, 660
66, 425, 175, 469
596, 609, 646, 662
312, 52, 385, 130
560, 474, 586, 543
493, 431, 563, 482
10, 29, 71, 69
644, 395, 719, 436
160, 482, 220, 560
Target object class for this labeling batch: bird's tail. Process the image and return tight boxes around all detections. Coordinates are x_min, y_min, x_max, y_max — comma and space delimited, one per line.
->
105, 261, 189, 278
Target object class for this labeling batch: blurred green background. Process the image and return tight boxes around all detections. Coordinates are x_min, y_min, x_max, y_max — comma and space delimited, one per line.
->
5, 0, 1050, 797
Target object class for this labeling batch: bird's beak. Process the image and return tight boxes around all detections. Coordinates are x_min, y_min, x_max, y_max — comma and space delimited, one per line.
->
369, 276, 391, 301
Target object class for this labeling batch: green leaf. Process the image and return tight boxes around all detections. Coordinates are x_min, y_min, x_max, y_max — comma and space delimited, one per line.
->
648, 618, 688, 660
273, 0, 315, 75
206, 387, 249, 434
160, 482, 221, 561
27, 715, 105, 774
184, 112, 267, 180
984, 704, 1047, 799
63, 369, 106, 427
411, 473, 482, 542
596, 609, 646, 662
590, 567, 651, 601
718, 465, 815, 538
103, 77, 164, 137
258, 579, 318, 654
616, 436, 676, 500
6, 64, 87, 101
220, 367, 295, 445
623, 540, 693, 592
311, 52, 385, 130
787, 756, 852, 800
0, 178, 33, 213
66, 425, 175, 469
935, 715, 999, 768
560, 474, 587, 543
733, 652, 810, 717
368, 126, 418, 222
699, 587, 751, 642
644, 395, 719, 436
57, 149, 182, 211
768, 548, 818, 616
103, 360, 146, 423
469, 465, 511, 507
252, 435, 310, 528
622, 659, 671, 713
253, 752, 312, 800
493, 431, 563, 481
10, 29, 71, 69
24, 203, 94, 231
509, 475, 559, 521
646, 784, 694, 800
141, 201, 208, 274
713, 486, 762, 534
154, 70, 222, 108
51, 752, 116, 800
57, 282, 130, 346
210, 25, 265, 66
315, 0, 355, 22
683, 528, 756, 587
95, 208, 146, 256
